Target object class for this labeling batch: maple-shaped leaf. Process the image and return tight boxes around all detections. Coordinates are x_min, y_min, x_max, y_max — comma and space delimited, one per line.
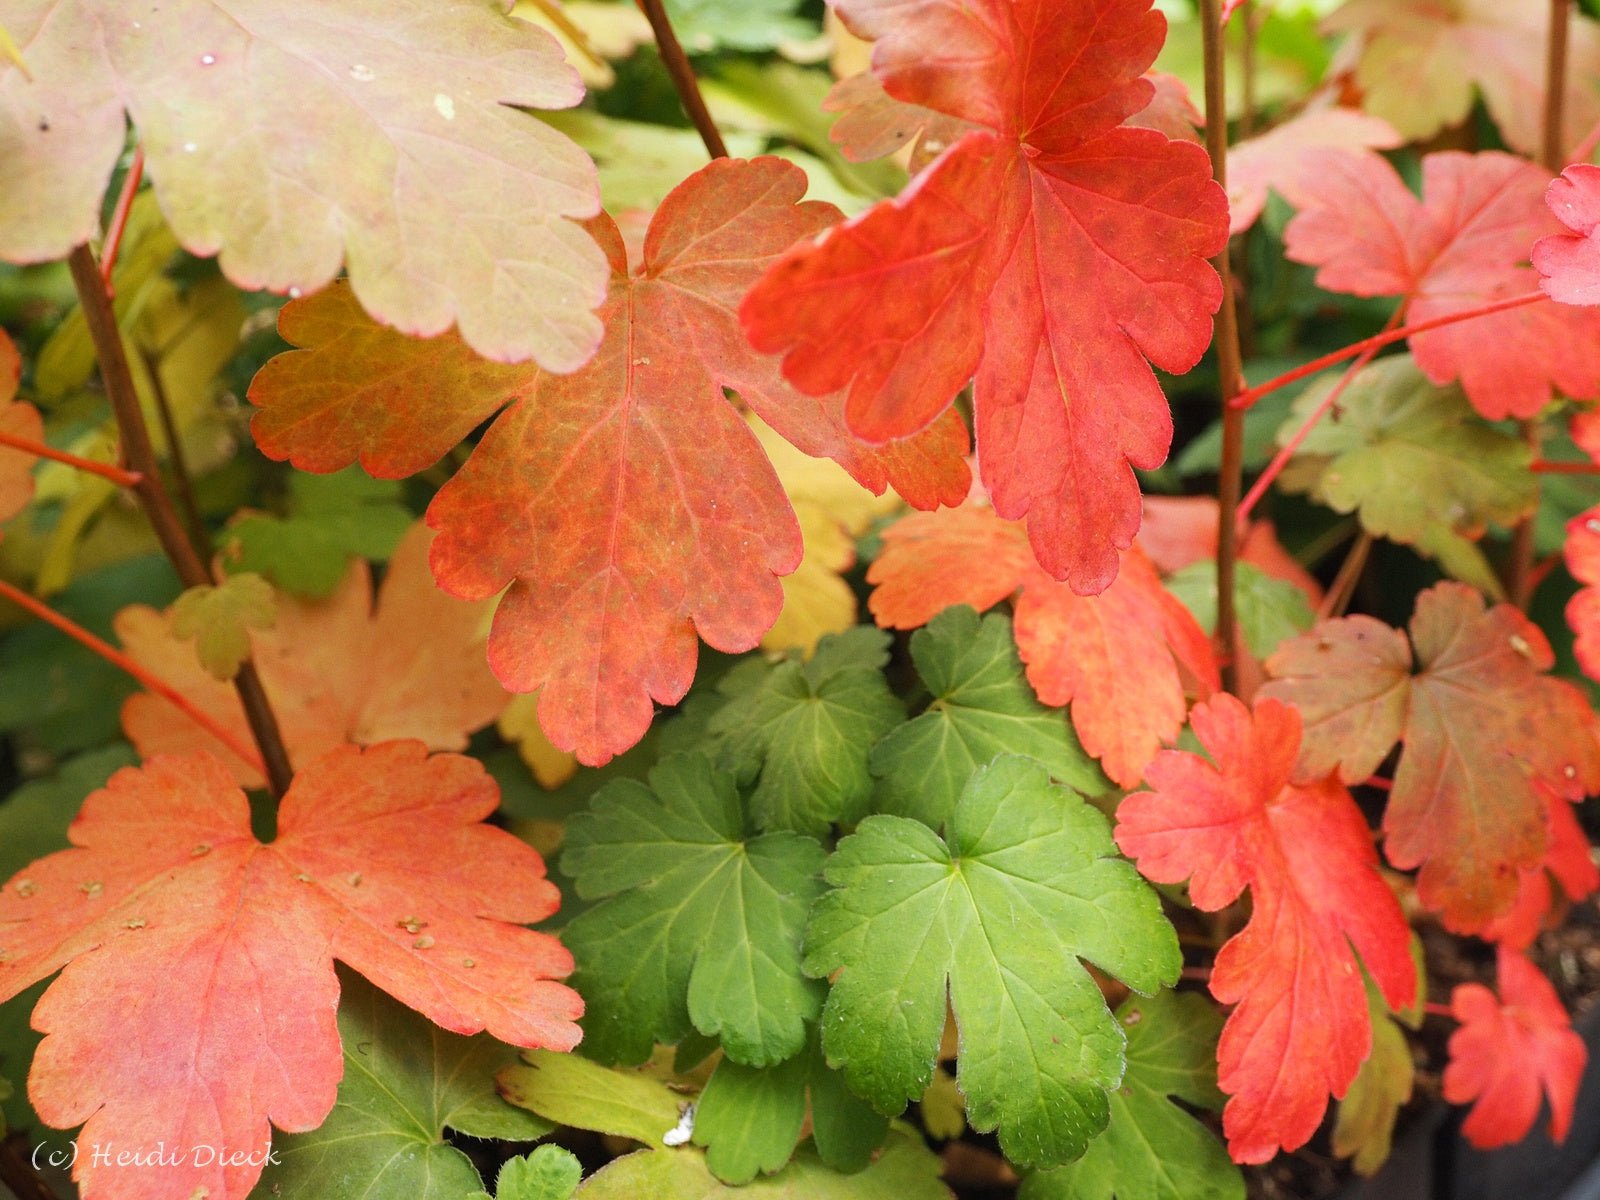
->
867, 505, 1218, 789
1261, 582, 1600, 930
742, 0, 1228, 592
1332, 950, 1424, 1177
692, 1027, 888, 1183
1535, 165, 1600, 307
1226, 107, 1400, 235
1443, 949, 1587, 1149
476, 1147, 583, 1200
869, 606, 1105, 831
1483, 780, 1600, 950
0, 328, 40, 523
1324, 0, 1600, 159
168, 571, 276, 681
1283, 149, 1600, 419
0, 741, 579, 1200
0, 0, 608, 367
1020, 990, 1241, 1200
1274, 355, 1537, 596
1115, 694, 1417, 1163
560, 753, 827, 1067
118, 521, 509, 788
261, 969, 552, 1199
706, 626, 904, 834
806, 754, 1181, 1169
250, 157, 970, 766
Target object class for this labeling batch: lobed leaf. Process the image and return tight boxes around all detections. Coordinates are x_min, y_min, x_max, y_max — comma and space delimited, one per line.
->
806, 755, 1181, 1168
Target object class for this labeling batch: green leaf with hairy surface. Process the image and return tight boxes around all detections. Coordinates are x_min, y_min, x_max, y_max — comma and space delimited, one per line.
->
498, 1049, 685, 1147
574, 1129, 951, 1199
708, 626, 904, 835
1165, 561, 1314, 659
804, 755, 1181, 1169
694, 1026, 888, 1183
0, 745, 134, 1131
221, 469, 412, 599
1275, 356, 1536, 597
869, 607, 1106, 830
560, 754, 826, 1065
1020, 990, 1241, 1200
471, 1146, 583, 1200
260, 971, 552, 1200
169, 572, 276, 681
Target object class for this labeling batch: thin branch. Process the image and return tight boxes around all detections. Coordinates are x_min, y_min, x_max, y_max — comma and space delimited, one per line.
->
1201, 0, 1249, 695
1228, 291, 1549, 412
634, 0, 727, 160
66, 243, 294, 797
1318, 531, 1373, 621
0, 427, 143, 488
0, 574, 266, 778
100, 145, 145, 290
138, 345, 210, 558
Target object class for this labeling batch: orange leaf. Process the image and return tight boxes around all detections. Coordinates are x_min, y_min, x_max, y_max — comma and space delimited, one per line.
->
743, 0, 1228, 593
250, 157, 969, 765
867, 504, 1217, 787
0, 742, 579, 1200
1444, 949, 1587, 1149
1262, 582, 1600, 931
0, 328, 41, 522
1481, 783, 1599, 951
1115, 693, 1416, 1163
117, 522, 509, 787
1283, 149, 1600, 419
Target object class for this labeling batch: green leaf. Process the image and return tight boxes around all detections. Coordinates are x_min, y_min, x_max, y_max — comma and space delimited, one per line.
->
498, 1049, 686, 1146
708, 626, 904, 834
540, 111, 765, 212
667, 0, 812, 52
221, 468, 412, 598
0, 745, 135, 1131
805, 755, 1181, 1169
260, 971, 551, 1199
1164, 561, 1315, 660
869, 607, 1106, 829
1275, 355, 1536, 598
919, 1067, 966, 1141
472, 1146, 584, 1200
694, 1027, 888, 1183
169, 571, 276, 680
561, 754, 827, 1065
1020, 991, 1242, 1200
1174, 366, 1299, 476
574, 1128, 951, 1200
1332, 941, 1426, 1176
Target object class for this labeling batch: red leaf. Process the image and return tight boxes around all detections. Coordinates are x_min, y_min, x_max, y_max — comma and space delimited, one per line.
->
1225, 107, 1400, 235
0, 329, 41, 522
1262, 582, 1600, 930
1115, 694, 1416, 1163
0, 742, 580, 1200
1536, 164, 1600, 306
249, 158, 971, 765
1567, 505, 1600, 683
1138, 495, 1323, 604
117, 523, 510, 788
1481, 783, 1599, 951
866, 503, 1217, 787
1284, 149, 1600, 419
742, 0, 1228, 592
1444, 949, 1587, 1149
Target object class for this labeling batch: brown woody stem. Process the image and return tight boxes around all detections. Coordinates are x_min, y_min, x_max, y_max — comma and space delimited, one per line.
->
634, 0, 728, 160
0, 427, 143, 488
0, 574, 266, 778
1201, 0, 1248, 694
66, 244, 294, 797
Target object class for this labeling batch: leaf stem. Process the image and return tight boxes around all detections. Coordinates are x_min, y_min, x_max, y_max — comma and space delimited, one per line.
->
1227, 291, 1549, 412
1422, 1000, 1455, 1020
634, 0, 727, 160
0, 574, 266, 779
1318, 531, 1373, 621
0, 426, 143, 488
1235, 310, 1402, 527
66, 244, 294, 797
138, 345, 210, 558
99, 146, 144, 290
1200, 0, 1249, 695
1532, 458, 1600, 474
